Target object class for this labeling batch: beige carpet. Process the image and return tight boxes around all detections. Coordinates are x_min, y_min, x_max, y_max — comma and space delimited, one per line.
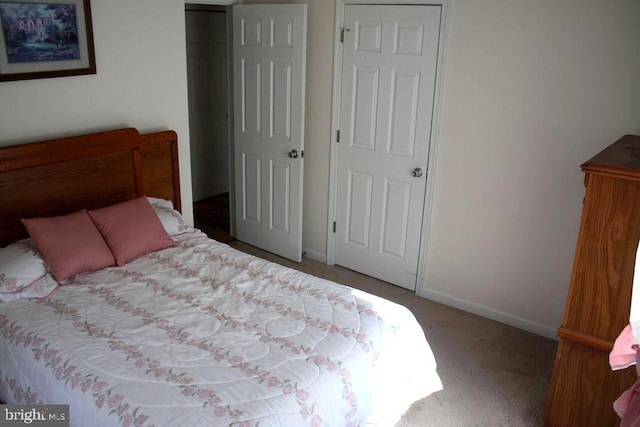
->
230, 241, 558, 427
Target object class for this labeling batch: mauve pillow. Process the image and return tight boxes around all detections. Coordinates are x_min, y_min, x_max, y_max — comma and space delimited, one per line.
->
21, 210, 116, 282
89, 197, 174, 266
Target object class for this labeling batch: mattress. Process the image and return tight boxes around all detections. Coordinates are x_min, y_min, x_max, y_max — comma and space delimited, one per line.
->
0, 230, 441, 426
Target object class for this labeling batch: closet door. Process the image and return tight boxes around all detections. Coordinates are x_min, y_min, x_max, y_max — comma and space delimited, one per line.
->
334, 5, 441, 290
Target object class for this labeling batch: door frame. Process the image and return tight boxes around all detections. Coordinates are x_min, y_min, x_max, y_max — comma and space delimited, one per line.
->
327, 0, 450, 295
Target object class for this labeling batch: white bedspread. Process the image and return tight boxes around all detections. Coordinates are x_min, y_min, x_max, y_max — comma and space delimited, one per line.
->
0, 231, 441, 426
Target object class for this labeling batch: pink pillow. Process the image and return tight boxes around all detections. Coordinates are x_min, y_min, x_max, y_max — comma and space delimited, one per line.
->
21, 210, 116, 282
88, 197, 174, 266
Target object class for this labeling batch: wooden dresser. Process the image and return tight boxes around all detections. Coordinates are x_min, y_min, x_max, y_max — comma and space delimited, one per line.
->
546, 135, 640, 426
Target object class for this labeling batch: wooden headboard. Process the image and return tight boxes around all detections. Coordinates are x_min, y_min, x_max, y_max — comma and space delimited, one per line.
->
0, 128, 181, 247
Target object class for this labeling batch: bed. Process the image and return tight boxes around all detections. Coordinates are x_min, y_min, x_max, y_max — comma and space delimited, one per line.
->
0, 128, 442, 426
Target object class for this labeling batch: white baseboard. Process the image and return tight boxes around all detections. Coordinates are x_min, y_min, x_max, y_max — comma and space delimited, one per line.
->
417, 287, 558, 340
299, 250, 557, 340
302, 247, 327, 264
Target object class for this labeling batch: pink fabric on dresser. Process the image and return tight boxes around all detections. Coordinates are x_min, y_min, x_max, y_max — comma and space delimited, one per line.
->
612, 325, 640, 426
21, 210, 115, 282
612, 324, 638, 370
88, 197, 174, 266
614, 346, 640, 427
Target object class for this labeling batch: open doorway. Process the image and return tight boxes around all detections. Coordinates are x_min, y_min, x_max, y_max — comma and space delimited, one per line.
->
185, 4, 233, 243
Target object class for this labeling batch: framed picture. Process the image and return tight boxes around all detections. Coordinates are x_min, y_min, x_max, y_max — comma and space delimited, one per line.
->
0, 0, 95, 82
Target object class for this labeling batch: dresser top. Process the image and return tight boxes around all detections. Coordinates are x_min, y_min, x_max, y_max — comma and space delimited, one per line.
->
582, 135, 640, 179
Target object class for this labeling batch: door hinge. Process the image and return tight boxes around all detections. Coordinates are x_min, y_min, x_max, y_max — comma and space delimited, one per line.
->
333, 222, 336, 233
340, 27, 350, 43
336, 130, 340, 143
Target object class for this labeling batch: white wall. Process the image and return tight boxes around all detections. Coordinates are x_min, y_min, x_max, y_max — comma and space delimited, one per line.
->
422, 0, 640, 336
0, 0, 194, 225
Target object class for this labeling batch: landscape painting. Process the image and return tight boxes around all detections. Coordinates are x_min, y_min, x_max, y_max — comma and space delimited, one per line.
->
1, 2, 81, 63
0, 0, 95, 81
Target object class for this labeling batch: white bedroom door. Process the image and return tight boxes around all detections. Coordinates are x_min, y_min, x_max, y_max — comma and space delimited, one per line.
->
232, 4, 307, 262
334, 5, 441, 290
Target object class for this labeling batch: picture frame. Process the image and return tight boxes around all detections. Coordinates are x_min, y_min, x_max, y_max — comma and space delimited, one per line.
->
0, 0, 95, 82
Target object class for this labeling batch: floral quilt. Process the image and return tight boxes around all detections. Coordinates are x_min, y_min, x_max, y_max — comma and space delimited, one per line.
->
0, 231, 441, 426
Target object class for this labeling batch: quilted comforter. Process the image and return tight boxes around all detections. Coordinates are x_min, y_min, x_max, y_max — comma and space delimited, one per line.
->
0, 231, 441, 426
